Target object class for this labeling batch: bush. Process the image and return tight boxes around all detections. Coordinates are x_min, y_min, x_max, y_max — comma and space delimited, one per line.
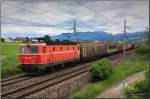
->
135, 44, 149, 54
90, 59, 112, 81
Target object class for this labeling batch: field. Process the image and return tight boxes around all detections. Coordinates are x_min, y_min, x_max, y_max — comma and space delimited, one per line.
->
70, 52, 148, 98
1, 42, 21, 78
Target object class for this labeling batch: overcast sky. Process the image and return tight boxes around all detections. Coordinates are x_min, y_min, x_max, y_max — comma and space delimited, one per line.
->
1, 0, 149, 38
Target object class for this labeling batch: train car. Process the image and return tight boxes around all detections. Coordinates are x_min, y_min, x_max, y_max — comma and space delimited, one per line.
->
80, 42, 107, 61
116, 43, 124, 52
19, 43, 80, 72
131, 43, 136, 49
125, 43, 131, 50
116, 43, 134, 52
107, 43, 118, 54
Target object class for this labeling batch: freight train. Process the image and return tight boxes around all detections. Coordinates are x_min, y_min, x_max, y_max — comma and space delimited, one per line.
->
19, 41, 135, 73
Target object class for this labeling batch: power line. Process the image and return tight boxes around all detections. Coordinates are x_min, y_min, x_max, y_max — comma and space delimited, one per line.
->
77, 2, 109, 25
76, 1, 108, 24
6, 2, 71, 23
101, 1, 121, 26
76, 1, 122, 31
102, 2, 140, 43
102, 1, 141, 32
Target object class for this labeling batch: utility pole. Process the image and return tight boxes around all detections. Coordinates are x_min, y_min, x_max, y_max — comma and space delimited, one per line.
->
123, 19, 126, 56
73, 19, 76, 42
148, 0, 150, 97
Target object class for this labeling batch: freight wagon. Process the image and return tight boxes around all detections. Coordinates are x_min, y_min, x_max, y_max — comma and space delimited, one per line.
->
80, 42, 107, 61
106, 43, 118, 54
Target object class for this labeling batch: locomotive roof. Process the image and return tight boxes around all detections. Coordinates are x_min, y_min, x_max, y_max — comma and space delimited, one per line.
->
20, 43, 46, 45
45, 41, 79, 45
20, 43, 79, 46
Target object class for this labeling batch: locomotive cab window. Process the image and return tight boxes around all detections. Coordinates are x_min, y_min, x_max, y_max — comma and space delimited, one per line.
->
30, 46, 38, 53
20, 47, 26, 53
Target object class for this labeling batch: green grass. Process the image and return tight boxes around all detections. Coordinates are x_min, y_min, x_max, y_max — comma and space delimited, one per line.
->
1, 42, 21, 78
124, 71, 149, 98
70, 53, 148, 98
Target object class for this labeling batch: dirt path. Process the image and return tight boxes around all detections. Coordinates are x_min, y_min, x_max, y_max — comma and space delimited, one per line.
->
96, 71, 145, 98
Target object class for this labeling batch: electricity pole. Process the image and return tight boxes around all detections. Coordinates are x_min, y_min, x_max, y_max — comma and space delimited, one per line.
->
73, 19, 77, 42
123, 19, 126, 56
148, 1, 150, 98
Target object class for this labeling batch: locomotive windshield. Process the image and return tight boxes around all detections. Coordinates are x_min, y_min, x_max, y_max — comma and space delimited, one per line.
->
20, 47, 26, 53
29, 47, 38, 53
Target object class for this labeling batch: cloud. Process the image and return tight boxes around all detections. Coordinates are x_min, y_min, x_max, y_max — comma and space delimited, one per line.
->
1, 0, 149, 37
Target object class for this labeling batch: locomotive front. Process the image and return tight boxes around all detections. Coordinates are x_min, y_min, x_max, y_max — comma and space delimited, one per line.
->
19, 43, 80, 73
19, 43, 46, 72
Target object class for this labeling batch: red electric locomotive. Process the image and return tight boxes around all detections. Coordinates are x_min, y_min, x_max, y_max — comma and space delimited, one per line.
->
19, 43, 80, 72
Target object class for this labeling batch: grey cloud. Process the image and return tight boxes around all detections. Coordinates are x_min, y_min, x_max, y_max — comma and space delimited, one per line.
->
1, 0, 149, 36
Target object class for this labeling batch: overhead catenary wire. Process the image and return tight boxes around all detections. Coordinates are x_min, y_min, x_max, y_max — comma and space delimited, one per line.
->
6, 1, 121, 32
4, 2, 74, 28
102, 1, 148, 37
7, 2, 72, 20
102, 1, 139, 43
76, 1, 122, 32
4, 1, 143, 44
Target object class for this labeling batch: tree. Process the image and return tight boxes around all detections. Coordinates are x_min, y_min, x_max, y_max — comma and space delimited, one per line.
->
1, 38, 5, 42
44, 35, 51, 44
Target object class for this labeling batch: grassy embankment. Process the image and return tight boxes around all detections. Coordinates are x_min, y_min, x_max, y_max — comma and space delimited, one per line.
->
1, 42, 21, 78
124, 71, 149, 98
123, 42, 149, 98
71, 52, 148, 98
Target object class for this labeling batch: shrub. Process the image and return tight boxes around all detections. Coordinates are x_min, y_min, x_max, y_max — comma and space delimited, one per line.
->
124, 71, 149, 98
90, 58, 112, 81
135, 44, 149, 54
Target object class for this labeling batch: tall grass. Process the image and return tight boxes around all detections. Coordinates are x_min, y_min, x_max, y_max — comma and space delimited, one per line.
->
1, 42, 21, 78
71, 53, 148, 98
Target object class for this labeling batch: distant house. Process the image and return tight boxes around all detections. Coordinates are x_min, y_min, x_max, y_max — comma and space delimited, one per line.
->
31, 37, 44, 43
15, 37, 28, 42
94, 41, 100, 42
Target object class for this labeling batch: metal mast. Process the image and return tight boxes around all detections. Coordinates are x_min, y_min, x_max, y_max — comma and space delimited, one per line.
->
73, 19, 76, 42
123, 19, 126, 56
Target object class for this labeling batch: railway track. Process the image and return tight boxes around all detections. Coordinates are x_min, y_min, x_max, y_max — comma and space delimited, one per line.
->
1, 74, 27, 83
1, 52, 126, 99
1, 75, 31, 87
107, 53, 123, 63
1, 62, 92, 98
